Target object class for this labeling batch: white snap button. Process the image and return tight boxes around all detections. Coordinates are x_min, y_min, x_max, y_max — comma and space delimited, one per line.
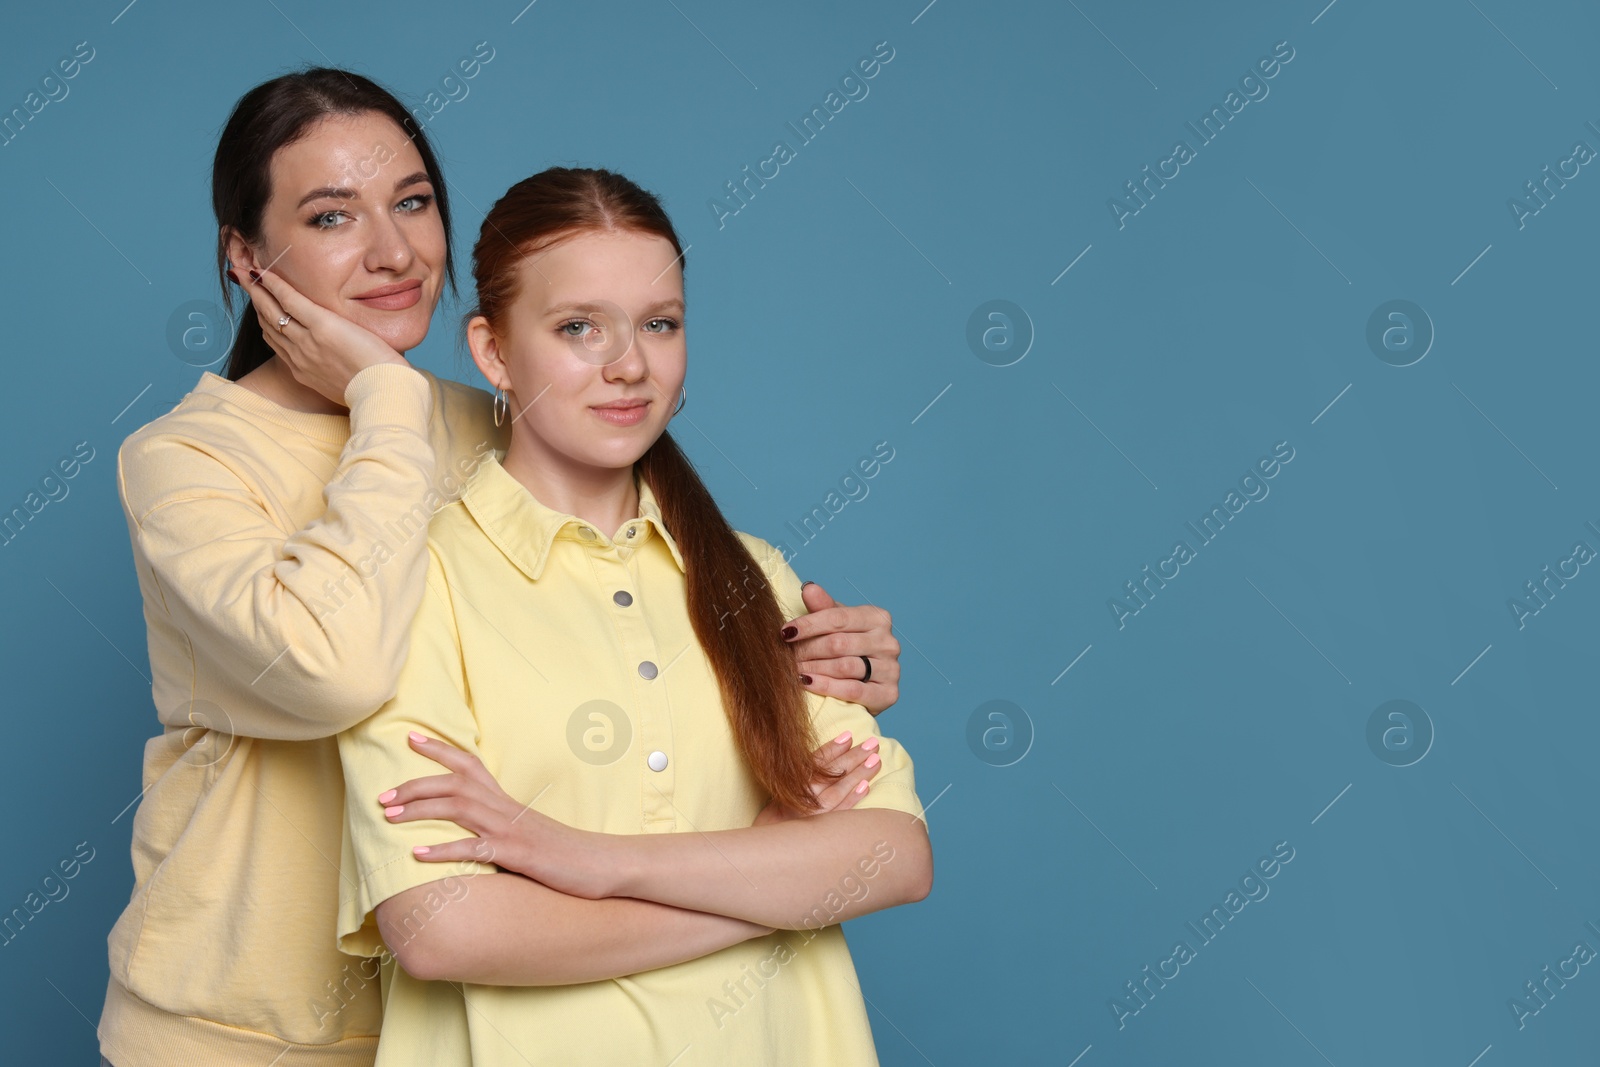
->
647, 750, 668, 772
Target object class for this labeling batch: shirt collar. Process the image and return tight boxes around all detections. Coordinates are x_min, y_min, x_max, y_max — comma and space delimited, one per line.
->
460, 452, 685, 581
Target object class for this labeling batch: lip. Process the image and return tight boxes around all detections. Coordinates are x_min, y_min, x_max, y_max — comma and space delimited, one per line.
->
591, 399, 651, 426
351, 278, 424, 310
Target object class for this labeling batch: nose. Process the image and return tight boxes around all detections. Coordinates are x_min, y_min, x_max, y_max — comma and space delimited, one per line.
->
601, 322, 649, 384
364, 211, 416, 274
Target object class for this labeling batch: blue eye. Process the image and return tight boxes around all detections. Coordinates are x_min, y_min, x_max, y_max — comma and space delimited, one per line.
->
309, 210, 350, 230
643, 318, 679, 333
560, 320, 596, 337
398, 193, 434, 213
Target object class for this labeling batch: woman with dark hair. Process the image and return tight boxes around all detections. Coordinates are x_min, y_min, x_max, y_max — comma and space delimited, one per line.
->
98, 69, 902, 1066
335, 167, 932, 1066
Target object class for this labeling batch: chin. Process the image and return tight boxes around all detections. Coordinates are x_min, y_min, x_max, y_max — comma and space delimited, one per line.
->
352, 311, 431, 353
572, 440, 657, 471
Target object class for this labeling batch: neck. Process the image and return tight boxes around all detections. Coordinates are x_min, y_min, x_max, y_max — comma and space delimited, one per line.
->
242, 357, 350, 416
500, 437, 640, 537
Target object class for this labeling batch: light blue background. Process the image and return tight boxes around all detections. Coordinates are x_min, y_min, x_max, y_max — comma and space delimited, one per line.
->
2, 1, 1596, 1063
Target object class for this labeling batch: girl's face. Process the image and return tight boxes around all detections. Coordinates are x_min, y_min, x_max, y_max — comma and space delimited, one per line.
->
471, 229, 687, 474
227, 110, 445, 354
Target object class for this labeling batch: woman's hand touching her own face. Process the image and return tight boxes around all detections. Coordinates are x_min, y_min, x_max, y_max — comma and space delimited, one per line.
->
231, 266, 410, 405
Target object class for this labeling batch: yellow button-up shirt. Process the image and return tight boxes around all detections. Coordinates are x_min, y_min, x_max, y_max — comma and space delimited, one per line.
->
336, 451, 923, 1066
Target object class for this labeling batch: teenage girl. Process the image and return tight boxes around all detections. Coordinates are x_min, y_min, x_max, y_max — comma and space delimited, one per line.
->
335, 167, 932, 1066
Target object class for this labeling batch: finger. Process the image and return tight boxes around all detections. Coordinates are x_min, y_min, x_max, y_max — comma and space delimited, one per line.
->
802, 673, 900, 716
823, 739, 882, 782
796, 654, 888, 686
240, 276, 287, 335
810, 729, 856, 760
382, 796, 486, 833
782, 603, 882, 643
799, 581, 838, 613
407, 732, 490, 778
252, 264, 322, 325
258, 323, 289, 362
377, 771, 468, 805
380, 772, 511, 811
824, 778, 872, 813
860, 680, 897, 717
796, 675, 889, 710
816, 738, 876, 778
817, 762, 876, 811
790, 627, 901, 663
411, 836, 494, 864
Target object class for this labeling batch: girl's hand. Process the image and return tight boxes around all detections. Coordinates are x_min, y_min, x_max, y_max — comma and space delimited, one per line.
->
782, 582, 902, 715
753, 731, 883, 826
378, 732, 620, 900
233, 265, 410, 405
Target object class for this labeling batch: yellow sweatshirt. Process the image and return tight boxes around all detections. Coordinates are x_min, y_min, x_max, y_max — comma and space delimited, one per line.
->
98, 363, 507, 1066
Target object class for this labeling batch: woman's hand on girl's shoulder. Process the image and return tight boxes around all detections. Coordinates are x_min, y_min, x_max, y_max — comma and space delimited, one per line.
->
781, 581, 902, 716
753, 732, 882, 826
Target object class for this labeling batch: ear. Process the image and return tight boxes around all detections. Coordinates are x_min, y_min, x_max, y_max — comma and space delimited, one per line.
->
221, 226, 263, 274
465, 315, 509, 392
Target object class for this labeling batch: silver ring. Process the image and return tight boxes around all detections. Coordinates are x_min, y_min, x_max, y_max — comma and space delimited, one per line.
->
276, 314, 292, 331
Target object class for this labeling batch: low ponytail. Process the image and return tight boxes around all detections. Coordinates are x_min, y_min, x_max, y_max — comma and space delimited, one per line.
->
638, 432, 839, 814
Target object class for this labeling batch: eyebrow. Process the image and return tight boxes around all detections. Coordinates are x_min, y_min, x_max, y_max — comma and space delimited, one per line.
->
544, 299, 686, 316
296, 170, 432, 209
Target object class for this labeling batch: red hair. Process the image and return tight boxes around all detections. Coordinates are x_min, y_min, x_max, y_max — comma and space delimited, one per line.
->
466, 167, 837, 814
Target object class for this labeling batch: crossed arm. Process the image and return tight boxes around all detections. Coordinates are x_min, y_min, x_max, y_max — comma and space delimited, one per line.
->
377, 874, 770, 985
371, 733, 931, 986
341, 540, 925, 986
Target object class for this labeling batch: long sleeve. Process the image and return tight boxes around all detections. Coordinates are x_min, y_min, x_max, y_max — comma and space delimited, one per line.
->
120, 363, 446, 740
337, 543, 500, 959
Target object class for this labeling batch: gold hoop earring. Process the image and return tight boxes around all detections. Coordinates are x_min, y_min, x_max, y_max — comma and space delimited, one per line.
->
493, 386, 508, 427
673, 385, 687, 417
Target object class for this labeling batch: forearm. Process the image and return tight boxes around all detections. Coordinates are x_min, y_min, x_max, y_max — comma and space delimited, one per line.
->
379, 872, 773, 985
609, 808, 933, 929
128, 365, 443, 738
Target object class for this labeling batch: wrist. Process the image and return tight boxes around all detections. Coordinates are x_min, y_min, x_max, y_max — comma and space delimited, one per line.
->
343, 362, 431, 430
594, 830, 639, 899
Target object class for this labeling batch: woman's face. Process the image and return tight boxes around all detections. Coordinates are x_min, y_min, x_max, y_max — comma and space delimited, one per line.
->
472, 228, 687, 474
228, 110, 445, 354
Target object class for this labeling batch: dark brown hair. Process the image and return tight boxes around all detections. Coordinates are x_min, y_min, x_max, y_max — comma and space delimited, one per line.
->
468, 167, 838, 814
211, 67, 457, 381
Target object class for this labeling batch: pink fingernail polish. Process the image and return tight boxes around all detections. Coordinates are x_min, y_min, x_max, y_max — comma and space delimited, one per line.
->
862, 736, 880, 750
377, 789, 396, 804
384, 805, 404, 817
413, 845, 430, 856
865, 753, 880, 768
409, 731, 427, 743
854, 780, 869, 794
835, 731, 852, 746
